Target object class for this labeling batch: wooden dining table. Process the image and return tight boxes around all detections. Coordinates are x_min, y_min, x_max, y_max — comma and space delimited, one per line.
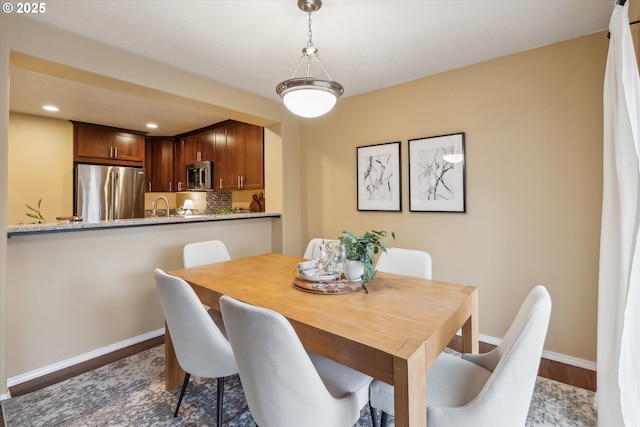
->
167, 253, 478, 427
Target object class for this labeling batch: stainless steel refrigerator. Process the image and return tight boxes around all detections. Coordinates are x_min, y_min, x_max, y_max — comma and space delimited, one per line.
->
75, 164, 146, 222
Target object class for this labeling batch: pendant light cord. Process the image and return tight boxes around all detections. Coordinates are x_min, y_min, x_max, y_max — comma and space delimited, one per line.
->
286, 9, 334, 80
307, 12, 314, 48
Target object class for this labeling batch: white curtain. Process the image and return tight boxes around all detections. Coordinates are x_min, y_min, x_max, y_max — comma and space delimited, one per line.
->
598, 2, 640, 426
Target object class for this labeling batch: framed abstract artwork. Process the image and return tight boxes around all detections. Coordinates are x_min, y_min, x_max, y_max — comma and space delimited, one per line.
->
356, 141, 402, 211
409, 132, 466, 212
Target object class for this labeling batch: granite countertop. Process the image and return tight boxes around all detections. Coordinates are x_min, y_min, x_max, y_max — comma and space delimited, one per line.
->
7, 212, 281, 237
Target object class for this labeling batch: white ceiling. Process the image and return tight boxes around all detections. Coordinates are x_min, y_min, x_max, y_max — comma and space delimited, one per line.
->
10, 0, 615, 136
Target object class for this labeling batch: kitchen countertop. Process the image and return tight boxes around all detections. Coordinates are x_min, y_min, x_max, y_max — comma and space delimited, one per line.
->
7, 212, 281, 237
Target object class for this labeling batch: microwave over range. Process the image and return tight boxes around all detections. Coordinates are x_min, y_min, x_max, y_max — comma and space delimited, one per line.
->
186, 161, 213, 190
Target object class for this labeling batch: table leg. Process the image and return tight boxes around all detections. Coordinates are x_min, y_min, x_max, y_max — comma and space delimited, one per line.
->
164, 322, 185, 390
461, 287, 479, 354
393, 339, 427, 427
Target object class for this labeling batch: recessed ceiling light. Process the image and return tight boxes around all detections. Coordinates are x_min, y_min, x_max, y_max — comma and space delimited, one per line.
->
43, 105, 59, 112
146, 123, 158, 129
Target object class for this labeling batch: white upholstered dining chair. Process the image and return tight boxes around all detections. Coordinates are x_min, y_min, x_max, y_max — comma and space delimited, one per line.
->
183, 239, 232, 334
154, 269, 238, 425
183, 239, 231, 268
375, 247, 432, 279
370, 285, 551, 427
219, 295, 373, 427
303, 237, 338, 259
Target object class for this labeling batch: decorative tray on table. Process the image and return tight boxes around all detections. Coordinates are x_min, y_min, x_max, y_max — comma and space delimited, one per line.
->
293, 260, 362, 295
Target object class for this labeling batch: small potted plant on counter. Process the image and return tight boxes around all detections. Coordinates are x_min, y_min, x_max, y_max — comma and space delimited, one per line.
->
339, 229, 395, 293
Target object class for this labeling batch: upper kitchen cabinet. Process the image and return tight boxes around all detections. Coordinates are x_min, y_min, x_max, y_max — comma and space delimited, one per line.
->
73, 121, 145, 166
241, 123, 265, 190
214, 120, 264, 191
145, 137, 175, 192
151, 120, 263, 192
174, 129, 213, 191
179, 131, 213, 164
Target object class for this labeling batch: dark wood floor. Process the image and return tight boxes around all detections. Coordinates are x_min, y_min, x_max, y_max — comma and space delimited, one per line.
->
8, 335, 165, 398
4, 333, 595, 406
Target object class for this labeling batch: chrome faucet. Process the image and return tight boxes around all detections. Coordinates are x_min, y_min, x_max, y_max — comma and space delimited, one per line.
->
151, 196, 170, 218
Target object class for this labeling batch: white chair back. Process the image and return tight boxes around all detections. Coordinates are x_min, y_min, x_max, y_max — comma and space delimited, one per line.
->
154, 269, 237, 378
429, 285, 552, 426
375, 247, 432, 279
183, 240, 231, 268
219, 295, 368, 427
369, 285, 551, 427
303, 238, 338, 259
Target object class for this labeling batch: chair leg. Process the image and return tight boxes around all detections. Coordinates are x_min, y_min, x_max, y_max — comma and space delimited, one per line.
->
380, 411, 390, 427
216, 376, 225, 426
174, 372, 191, 417
369, 403, 379, 427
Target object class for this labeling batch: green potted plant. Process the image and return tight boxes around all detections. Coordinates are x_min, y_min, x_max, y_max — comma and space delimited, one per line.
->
339, 229, 395, 292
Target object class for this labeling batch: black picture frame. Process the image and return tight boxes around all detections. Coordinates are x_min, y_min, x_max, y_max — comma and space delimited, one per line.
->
356, 141, 402, 212
408, 132, 466, 212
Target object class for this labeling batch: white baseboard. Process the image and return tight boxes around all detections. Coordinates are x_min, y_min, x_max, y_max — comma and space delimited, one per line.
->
455, 329, 596, 372
540, 348, 596, 371
5, 327, 596, 395
6, 328, 165, 390
477, 333, 596, 371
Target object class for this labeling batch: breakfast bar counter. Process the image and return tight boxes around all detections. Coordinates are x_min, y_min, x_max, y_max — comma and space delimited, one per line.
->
7, 212, 281, 237
6, 213, 280, 383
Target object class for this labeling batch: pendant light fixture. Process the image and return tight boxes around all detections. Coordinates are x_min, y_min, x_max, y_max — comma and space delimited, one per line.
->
276, 0, 343, 118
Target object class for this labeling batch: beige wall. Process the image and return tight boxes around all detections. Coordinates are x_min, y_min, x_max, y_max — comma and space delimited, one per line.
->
7, 113, 74, 225
2, 4, 634, 394
0, 13, 302, 395
6, 218, 274, 376
0, 24, 9, 396
301, 32, 608, 362
0, 15, 303, 252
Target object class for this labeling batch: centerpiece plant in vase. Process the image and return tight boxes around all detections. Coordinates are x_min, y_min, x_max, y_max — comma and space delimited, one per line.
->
339, 229, 395, 293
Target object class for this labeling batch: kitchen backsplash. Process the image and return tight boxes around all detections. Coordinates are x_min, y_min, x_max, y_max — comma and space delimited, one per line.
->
145, 190, 265, 214
206, 191, 232, 213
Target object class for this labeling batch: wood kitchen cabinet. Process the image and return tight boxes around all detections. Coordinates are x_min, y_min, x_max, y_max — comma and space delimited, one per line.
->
180, 131, 213, 164
174, 129, 213, 191
212, 125, 228, 190
241, 123, 265, 190
214, 122, 242, 190
144, 120, 263, 193
213, 120, 264, 191
73, 121, 145, 166
145, 137, 175, 192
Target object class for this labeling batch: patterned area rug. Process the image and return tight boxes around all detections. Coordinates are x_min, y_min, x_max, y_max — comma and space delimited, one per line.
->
1, 345, 596, 426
